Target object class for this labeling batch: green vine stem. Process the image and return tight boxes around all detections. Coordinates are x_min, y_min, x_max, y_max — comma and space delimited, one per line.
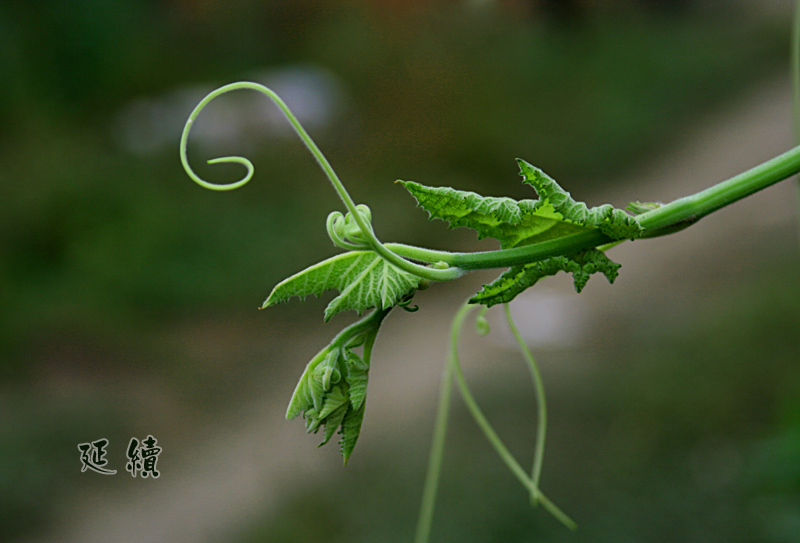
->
180, 81, 462, 282
636, 144, 800, 232
392, 143, 800, 271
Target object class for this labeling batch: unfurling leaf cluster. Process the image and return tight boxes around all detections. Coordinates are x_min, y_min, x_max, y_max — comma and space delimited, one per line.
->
284, 307, 389, 464
286, 345, 368, 463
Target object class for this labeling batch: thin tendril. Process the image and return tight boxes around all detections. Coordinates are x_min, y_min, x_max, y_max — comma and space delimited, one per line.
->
504, 303, 547, 507
449, 301, 575, 529
414, 300, 576, 535
792, 0, 800, 244
180, 81, 463, 282
413, 304, 461, 543
793, 0, 800, 145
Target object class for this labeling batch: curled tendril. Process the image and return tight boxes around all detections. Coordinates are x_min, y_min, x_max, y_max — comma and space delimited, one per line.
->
398, 297, 420, 312
180, 81, 463, 283
327, 204, 374, 250
180, 84, 259, 191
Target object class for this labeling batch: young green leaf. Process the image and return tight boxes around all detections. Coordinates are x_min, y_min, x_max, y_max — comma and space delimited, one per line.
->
320, 403, 349, 446
517, 159, 642, 240
344, 349, 369, 411
397, 180, 535, 243
471, 249, 621, 307
262, 250, 422, 321
340, 402, 366, 465
398, 180, 586, 249
398, 160, 640, 251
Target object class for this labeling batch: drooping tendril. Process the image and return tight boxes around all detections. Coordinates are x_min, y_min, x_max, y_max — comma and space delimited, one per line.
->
414, 301, 575, 543
180, 81, 462, 283
503, 303, 547, 507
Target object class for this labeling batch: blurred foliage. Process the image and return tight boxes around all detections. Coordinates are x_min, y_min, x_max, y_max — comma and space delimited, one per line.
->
0, 390, 131, 540
0, 0, 795, 541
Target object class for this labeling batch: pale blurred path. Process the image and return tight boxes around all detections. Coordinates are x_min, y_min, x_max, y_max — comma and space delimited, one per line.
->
28, 73, 798, 543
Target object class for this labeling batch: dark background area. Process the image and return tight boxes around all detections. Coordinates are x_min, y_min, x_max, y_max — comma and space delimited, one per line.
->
1, 1, 798, 542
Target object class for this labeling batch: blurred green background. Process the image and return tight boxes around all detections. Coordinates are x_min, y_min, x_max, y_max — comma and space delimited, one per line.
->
1, 1, 799, 542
